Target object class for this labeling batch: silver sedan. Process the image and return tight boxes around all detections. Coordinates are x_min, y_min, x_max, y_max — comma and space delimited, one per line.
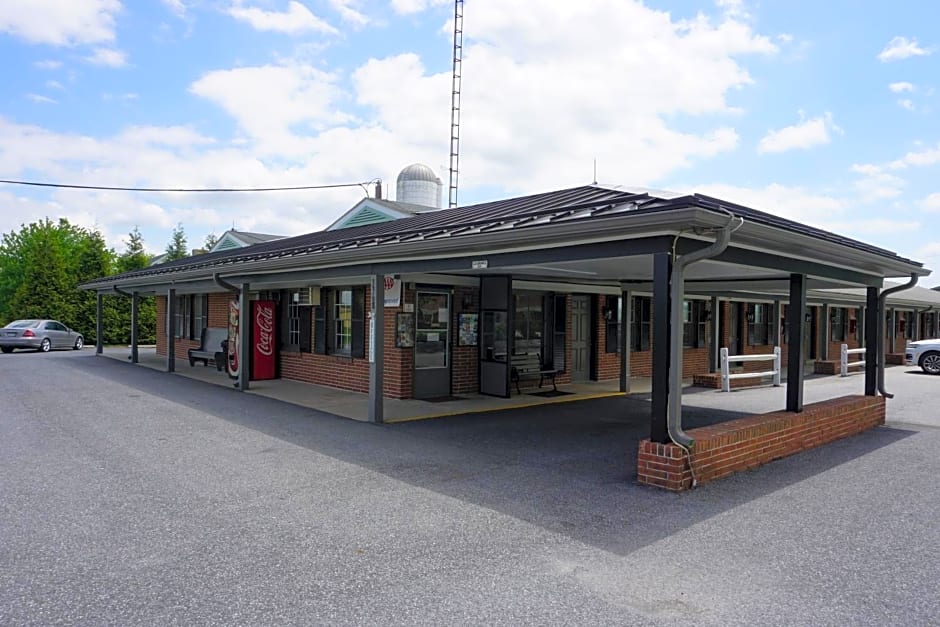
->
0, 319, 85, 353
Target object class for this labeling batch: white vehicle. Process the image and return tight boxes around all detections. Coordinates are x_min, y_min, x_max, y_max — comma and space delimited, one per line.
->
906, 340, 940, 375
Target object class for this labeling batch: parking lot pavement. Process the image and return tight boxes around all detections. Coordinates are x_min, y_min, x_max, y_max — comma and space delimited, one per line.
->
1, 352, 939, 625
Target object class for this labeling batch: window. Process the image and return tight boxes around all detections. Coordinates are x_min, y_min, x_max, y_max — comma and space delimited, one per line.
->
314, 287, 365, 358
830, 307, 847, 342
747, 303, 774, 346
683, 300, 708, 348
552, 295, 566, 372
605, 295, 621, 353
513, 292, 543, 356
856, 307, 865, 344
905, 311, 915, 340
192, 294, 208, 339
632, 296, 651, 351
334, 289, 353, 354
174, 295, 192, 339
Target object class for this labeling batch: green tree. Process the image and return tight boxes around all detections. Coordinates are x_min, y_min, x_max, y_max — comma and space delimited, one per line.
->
115, 227, 157, 344
203, 231, 219, 251
164, 223, 188, 261
118, 226, 150, 273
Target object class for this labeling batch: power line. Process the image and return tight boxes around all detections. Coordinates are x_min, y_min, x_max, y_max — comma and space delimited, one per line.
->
0, 179, 378, 193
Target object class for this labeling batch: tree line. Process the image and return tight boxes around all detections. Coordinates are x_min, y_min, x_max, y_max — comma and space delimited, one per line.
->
0, 220, 215, 345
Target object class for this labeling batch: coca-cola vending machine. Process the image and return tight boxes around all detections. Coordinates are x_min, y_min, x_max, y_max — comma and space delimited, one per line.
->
251, 300, 277, 380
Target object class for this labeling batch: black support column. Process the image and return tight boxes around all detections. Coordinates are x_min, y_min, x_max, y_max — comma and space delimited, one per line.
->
821, 303, 830, 360
369, 274, 385, 424
786, 273, 806, 412
95, 293, 103, 355
650, 252, 671, 443
864, 286, 879, 396
620, 288, 632, 393
130, 291, 139, 364
166, 288, 175, 373
708, 295, 720, 372
238, 283, 250, 391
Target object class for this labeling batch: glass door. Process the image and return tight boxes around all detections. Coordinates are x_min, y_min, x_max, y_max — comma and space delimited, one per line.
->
414, 291, 451, 399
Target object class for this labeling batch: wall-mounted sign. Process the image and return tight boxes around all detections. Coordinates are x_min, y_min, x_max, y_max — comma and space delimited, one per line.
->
471, 259, 488, 269
384, 275, 402, 307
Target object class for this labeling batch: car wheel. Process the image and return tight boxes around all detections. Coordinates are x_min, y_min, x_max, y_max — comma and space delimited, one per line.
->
920, 351, 940, 375
1, 347, 13, 354
39, 338, 51, 353
73, 336, 84, 350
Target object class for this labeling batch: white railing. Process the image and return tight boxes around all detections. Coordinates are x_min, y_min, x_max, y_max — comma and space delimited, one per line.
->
720, 346, 781, 392
840, 344, 866, 377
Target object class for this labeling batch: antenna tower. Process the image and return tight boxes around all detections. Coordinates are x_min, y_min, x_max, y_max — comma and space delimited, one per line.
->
448, 0, 464, 208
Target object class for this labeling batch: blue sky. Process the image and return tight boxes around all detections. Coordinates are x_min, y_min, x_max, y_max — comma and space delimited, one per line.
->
1, 0, 939, 284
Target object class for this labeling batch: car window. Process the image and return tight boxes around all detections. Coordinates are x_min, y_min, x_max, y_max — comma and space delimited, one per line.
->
54, 322, 68, 331
44, 322, 57, 330
8, 320, 39, 328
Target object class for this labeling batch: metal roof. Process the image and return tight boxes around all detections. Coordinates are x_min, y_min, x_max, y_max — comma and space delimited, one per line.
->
81, 184, 923, 289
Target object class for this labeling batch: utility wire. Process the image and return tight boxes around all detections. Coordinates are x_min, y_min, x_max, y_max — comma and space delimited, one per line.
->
0, 179, 378, 193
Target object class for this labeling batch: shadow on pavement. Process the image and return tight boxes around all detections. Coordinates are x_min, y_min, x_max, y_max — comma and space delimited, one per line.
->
62, 353, 917, 558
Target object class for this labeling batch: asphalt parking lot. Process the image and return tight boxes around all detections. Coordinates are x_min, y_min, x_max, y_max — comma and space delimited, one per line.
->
1, 350, 938, 625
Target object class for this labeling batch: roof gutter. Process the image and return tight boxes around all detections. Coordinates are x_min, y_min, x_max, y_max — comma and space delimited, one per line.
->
668, 213, 744, 450
878, 273, 919, 398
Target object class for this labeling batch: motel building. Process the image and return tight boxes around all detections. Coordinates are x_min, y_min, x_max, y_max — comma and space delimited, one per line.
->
82, 166, 940, 491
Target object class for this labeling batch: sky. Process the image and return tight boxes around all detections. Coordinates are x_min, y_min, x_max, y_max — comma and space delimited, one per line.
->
1, 0, 939, 284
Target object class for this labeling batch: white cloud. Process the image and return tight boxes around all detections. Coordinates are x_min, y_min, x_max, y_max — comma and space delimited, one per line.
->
922, 193, 940, 212
850, 164, 905, 200
84, 47, 127, 67
889, 81, 915, 93
26, 94, 57, 104
190, 63, 353, 154
45, 80, 65, 90
161, 0, 187, 17
390, 0, 449, 15
898, 98, 915, 111
0, 0, 121, 46
227, 1, 337, 35
757, 112, 840, 154
878, 36, 932, 62
888, 144, 940, 170
329, 0, 368, 25
34, 59, 64, 70
689, 182, 845, 227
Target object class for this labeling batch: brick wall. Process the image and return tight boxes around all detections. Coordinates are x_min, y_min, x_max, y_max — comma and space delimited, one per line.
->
637, 394, 885, 491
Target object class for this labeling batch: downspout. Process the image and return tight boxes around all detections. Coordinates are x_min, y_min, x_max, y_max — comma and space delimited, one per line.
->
877, 273, 918, 398
667, 213, 744, 449
213, 273, 239, 293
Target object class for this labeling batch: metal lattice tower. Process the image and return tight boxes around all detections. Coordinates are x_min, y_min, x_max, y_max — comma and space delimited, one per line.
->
448, 0, 464, 209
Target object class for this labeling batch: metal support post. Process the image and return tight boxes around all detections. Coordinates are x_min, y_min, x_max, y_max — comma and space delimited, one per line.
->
238, 284, 250, 391
888, 308, 896, 354
166, 288, 176, 373
96, 293, 103, 354
786, 274, 806, 412
708, 296, 720, 373
864, 286, 879, 396
369, 274, 385, 424
650, 252, 671, 443
620, 288, 632, 393
821, 303, 830, 361
130, 292, 139, 364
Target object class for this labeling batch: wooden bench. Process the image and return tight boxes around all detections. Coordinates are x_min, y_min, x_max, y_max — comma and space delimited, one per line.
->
510, 352, 558, 395
188, 327, 229, 369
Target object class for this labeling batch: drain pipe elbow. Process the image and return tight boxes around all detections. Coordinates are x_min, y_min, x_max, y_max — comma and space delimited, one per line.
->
667, 216, 742, 449
213, 273, 239, 293
877, 273, 919, 399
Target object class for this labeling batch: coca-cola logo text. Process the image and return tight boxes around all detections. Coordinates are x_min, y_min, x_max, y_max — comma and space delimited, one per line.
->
256, 304, 274, 357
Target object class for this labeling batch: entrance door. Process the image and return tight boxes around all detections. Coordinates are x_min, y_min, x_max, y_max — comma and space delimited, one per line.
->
571, 295, 591, 381
414, 291, 451, 399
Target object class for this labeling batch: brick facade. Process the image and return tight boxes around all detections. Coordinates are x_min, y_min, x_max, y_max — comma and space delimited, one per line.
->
637, 394, 886, 491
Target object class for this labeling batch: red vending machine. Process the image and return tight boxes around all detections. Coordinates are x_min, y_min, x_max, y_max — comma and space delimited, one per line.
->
251, 300, 277, 381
